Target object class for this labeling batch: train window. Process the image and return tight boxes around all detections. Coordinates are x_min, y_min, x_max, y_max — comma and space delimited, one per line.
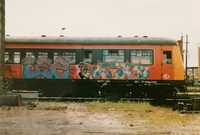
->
103, 49, 124, 63
4, 52, 10, 63
62, 52, 76, 64
13, 52, 21, 64
24, 52, 35, 59
163, 51, 172, 64
53, 52, 59, 64
22, 52, 36, 64
130, 49, 153, 64
53, 52, 76, 64
38, 52, 48, 58
37, 52, 52, 64
83, 50, 92, 63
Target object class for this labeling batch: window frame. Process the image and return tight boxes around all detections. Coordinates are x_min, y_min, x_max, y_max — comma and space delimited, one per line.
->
53, 49, 76, 64
163, 50, 172, 64
130, 49, 154, 65
102, 49, 125, 63
13, 52, 21, 64
82, 50, 93, 64
4, 52, 10, 64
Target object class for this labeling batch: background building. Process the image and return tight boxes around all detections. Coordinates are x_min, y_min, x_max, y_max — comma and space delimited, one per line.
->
186, 47, 200, 81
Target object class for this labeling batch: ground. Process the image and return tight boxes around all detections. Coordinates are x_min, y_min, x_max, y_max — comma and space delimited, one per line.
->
0, 101, 200, 135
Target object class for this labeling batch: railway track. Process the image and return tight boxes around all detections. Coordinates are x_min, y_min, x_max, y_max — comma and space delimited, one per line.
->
38, 97, 155, 102
21, 96, 199, 113
11, 90, 200, 112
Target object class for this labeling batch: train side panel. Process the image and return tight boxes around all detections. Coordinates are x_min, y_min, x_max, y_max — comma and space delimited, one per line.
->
4, 64, 23, 79
3, 44, 184, 81
3, 37, 185, 97
173, 46, 184, 80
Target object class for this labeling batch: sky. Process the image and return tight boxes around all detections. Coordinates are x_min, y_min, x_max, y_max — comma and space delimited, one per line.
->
5, 0, 200, 66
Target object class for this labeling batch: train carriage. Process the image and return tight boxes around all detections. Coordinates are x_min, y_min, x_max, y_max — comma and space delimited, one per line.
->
3, 36, 185, 98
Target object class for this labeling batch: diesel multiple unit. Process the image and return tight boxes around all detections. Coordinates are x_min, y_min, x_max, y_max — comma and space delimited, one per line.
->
3, 37, 185, 98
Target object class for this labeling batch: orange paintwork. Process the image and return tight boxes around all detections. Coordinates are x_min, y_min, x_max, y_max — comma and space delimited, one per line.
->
172, 46, 184, 80
4, 64, 23, 79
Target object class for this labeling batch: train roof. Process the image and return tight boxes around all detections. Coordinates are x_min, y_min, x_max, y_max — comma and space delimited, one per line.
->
5, 37, 177, 45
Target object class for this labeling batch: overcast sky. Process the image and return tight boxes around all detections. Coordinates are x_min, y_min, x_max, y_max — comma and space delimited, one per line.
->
5, 0, 200, 66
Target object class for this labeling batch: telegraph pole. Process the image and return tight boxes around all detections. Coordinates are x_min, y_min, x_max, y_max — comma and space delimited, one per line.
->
0, 0, 5, 94
185, 34, 188, 80
0, 0, 5, 74
0, 0, 5, 84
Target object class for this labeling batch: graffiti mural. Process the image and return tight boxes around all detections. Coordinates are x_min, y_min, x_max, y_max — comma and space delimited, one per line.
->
70, 63, 150, 80
23, 56, 69, 79
23, 55, 150, 80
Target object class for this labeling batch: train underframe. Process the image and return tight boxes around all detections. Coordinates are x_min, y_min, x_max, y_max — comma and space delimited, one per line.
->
7, 79, 186, 99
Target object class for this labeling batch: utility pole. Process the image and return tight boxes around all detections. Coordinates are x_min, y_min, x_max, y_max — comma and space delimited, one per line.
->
0, 0, 5, 74
185, 34, 188, 80
0, 0, 5, 94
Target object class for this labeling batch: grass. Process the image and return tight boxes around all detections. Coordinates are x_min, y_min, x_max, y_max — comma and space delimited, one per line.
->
24, 101, 197, 125
29, 101, 69, 110
85, 101, 196, 125
85, 101, 154, 112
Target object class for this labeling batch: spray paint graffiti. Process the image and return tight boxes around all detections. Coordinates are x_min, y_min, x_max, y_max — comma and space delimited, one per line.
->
23, 55, 150, 80
127, 65, 149, 79
78, 62, 91, 79
71, 63, 150, 80
53, 56, 69, 79
23, 56, 69, 79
